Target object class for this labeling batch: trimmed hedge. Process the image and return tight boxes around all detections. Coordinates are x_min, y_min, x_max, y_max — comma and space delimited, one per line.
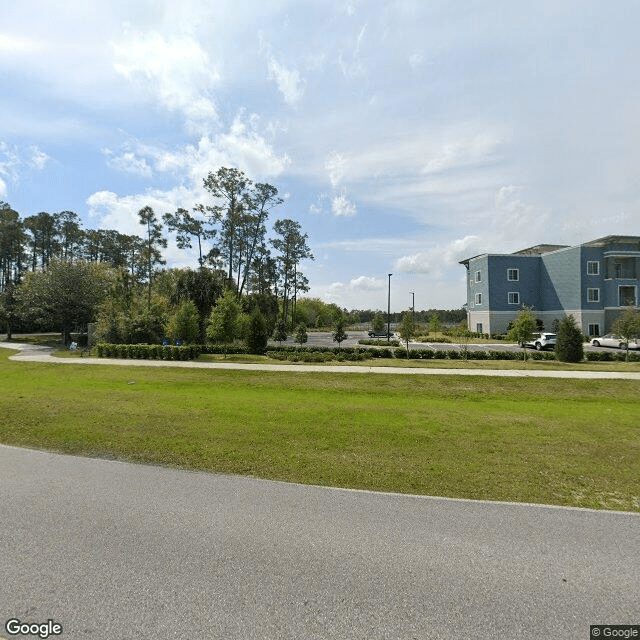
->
94, 342, 639, 363
358, 339, 401, 347
585, 350, 640, 362
96, 343, 201, 360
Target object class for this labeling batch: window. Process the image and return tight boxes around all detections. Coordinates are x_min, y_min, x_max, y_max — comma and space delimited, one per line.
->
508, 292, 520, 304
588, 324, 600, 337
507, 268, 519, 281
475, 270, 482, 283
619, 286, 636, 306
587, 261, 599, 275
476, 323, 483, 334
475, 293, 482, 305
587, 288, 600, 303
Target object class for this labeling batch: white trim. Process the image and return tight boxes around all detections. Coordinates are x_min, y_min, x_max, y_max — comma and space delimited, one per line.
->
475, 270, 482, 283
587, 288, 600, 303
507, 268, 519, 281
586, 261, 599, 275
507, 291, 520, 304
475, 292, 482, 305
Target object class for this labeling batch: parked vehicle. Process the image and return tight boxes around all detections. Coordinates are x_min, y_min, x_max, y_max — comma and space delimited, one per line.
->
591, 334, 640, 349
368, 330, 394, 338
523, 332, 557, 351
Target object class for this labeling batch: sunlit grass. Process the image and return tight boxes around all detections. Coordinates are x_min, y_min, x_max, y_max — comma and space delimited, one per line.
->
1, 347, 638, 512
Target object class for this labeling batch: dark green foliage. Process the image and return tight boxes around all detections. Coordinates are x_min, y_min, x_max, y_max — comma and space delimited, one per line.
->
96, 343, 201, 360
554, 315, 584, 362
332, 314, 348, 346
273, 320, 288, 343
246, 308, 269, 354
165, 301, 200, 344
358, 339, 401, 347
294, 323, 308, 345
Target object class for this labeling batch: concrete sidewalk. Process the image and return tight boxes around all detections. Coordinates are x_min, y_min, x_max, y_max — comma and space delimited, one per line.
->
2, 341, 640, 379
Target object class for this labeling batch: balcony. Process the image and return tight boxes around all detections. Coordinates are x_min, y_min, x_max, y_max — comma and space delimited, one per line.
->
604, 257, 638, 280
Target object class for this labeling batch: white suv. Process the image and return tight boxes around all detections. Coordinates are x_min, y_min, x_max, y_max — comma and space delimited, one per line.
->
524, 333, 556, 351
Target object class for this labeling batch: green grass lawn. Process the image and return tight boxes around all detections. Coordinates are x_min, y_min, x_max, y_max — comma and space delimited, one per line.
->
1, 347, 638, 512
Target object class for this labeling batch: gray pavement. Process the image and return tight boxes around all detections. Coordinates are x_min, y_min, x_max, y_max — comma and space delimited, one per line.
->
1, 445, 638, 640
2, 340, 640, 379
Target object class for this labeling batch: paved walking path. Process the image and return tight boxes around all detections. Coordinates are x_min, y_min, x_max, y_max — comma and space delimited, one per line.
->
2, 341, 640, 379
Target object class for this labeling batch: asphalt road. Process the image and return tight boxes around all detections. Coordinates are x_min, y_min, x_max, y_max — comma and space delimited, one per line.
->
1, 445, 638, 640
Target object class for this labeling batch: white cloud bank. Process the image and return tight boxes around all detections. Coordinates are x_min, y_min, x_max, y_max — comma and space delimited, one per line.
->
112, 28, 221, 134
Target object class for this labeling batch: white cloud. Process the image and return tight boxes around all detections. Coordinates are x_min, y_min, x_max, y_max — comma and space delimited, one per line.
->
0, 142, 49, 194
112, 28, 220, 133
103, 148, 152, 177
349, 275, 384, 291
394, 235, 480, 275
28, 147, 49, 170
325, 152, 347, 188
493, 186, 549, 244
331, 189, 357, 217
321, 274, 384, 302
100, 112, 289, 191
267, 56, 305, 106
408, 53, 423, 69
86, 186, 194, 235
0, 33, 43, 54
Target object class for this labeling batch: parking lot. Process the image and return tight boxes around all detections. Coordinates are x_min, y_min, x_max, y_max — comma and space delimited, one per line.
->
271, 330, 628, 354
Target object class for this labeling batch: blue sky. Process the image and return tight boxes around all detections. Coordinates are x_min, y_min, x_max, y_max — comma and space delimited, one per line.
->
1, 0, 639, 311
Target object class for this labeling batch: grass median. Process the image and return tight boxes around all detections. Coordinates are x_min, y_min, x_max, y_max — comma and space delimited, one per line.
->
1, 347, 638, 512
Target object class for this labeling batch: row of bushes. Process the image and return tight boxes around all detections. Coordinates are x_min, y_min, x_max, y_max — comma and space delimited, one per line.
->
358, 339, 401, 347
585, 350, 640, 362
94, 342, 640, 363
95, 343, 202, 360
266, 346, 558, 362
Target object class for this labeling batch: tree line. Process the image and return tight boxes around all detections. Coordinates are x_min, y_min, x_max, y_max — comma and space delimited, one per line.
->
0, 167, 314, 343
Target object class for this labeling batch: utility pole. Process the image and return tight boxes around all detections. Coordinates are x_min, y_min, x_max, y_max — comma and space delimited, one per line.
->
387, 273, 392, 341
410, 290, 415, 325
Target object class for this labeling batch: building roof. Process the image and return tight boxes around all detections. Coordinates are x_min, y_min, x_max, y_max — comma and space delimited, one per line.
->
511, 244, 569, 256
460, 236, 640, 265
459, 243, 567, 266
581, 235, 640, 248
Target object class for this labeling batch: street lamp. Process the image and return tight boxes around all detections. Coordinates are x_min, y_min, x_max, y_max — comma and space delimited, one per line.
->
410, 290, 415, 325
387, 273, 392, 341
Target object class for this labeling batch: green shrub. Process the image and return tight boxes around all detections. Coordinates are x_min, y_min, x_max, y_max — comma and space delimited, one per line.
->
555, 316, 584, 362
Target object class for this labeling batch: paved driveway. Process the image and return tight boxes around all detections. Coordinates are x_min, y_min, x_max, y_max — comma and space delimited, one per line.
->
1, 445, 638, 640
2, 341, 640, 379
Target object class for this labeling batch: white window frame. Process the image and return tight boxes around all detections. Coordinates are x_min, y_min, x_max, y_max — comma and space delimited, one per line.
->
475, 293, 482, 305
475, 270, 482, 283
507, 292, 520, 304
507, 268, 519, 281
587, 288, 600, 303
587, 261, 599, 275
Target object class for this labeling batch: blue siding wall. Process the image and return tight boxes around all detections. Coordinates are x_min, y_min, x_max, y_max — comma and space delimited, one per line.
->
580, 246, 605, 309
541, 247, 581, 310
467, 256, 489, 310
487, 255, 540, 311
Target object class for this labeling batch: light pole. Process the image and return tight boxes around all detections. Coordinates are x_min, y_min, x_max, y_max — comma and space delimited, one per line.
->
410, 290, 415, 325
387, 273, 392, 341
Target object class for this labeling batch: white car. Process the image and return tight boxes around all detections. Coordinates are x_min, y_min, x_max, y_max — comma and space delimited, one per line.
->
591, 334, 640, 349
523, 333, 557, 351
